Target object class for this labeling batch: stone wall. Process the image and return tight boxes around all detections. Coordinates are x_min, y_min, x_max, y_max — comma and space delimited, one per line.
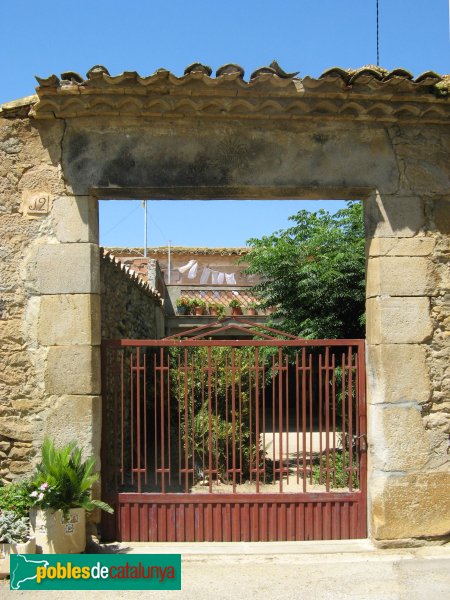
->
1, 66, 449, 545
100, 250, 164, 340
0, 115, 98, 480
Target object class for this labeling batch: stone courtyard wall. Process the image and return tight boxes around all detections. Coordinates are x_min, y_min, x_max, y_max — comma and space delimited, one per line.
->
100, 250, 164, 340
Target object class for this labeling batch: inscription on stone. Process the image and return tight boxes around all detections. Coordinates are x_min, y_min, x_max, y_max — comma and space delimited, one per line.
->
27, 193, 50, 215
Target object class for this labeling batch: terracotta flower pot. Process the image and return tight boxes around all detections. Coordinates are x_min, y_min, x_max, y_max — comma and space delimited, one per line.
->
194, 307, 205, 316
30, 508, 86, 554
231, 307, 243, 316
247, 308, 257, 316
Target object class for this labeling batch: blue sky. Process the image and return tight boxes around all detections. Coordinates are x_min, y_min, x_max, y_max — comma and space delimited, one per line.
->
2, 1, 449, 247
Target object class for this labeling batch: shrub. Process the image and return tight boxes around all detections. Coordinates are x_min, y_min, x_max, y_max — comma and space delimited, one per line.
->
28, 439, 113, 518
0, 481, 33, 518
0, 510, 30, 544
311, 449, 359, 489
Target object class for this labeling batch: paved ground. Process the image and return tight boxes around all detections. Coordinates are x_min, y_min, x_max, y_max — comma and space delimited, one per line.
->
1, 540, 449, 600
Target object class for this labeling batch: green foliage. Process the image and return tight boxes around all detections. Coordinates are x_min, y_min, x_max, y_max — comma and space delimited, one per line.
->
243, 201, 365, 339
311, 449, 359, 489
0, 510, 30, 544
0, 481, 34, 518
170, 347, 275, 481
28, 439, 113, 518
207, 302, 226, 317
229, 298, 242, 309
190, 298, 206, 309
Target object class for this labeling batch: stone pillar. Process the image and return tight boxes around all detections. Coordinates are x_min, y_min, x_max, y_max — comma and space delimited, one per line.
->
365, 192, 450, 545
29, 195, 102, 465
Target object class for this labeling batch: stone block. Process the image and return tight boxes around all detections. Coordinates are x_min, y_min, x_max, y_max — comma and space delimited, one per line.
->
45, 346, 100, 395
367, 237, 435, 257
366, 256, 432, 297
52, 196, 99, 243
371, 472, 450, 540
43, 396, 101, 465
366, 297, 433, 344
27, 243, 100, 294
364, 194, 425, 238
432, 198, 450, 234
366, 344, 430, 404
8, 446, 32, 460
369, 405, 430, 471
0, 418, 33, 442
9, 461, 31, 474
38, 294, 101, 346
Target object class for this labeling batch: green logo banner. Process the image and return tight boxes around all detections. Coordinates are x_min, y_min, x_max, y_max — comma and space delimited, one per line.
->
10, 554, 181, 590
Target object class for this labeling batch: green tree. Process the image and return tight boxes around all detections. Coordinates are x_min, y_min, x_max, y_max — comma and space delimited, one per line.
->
244, 201, 365, 339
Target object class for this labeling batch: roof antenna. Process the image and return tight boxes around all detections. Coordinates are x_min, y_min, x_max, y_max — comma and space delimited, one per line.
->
376, 0, 380, 67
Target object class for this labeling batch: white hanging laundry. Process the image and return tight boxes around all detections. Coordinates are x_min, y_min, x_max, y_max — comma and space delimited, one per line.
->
187, 261, 198, 279
178, 259, 195, 274
218, 272, 225, 284
211, 271, 219, 284
225, 273, 236, 285
200, 267, 212, 285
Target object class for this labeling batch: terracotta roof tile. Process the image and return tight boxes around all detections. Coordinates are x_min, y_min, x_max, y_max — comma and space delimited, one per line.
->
2, 62, 449, 122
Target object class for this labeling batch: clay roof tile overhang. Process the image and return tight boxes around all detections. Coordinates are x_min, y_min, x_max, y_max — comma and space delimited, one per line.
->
1, 61, 449, 123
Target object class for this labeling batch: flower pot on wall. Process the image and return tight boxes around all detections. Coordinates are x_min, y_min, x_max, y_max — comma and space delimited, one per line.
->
30, 508, 86, 554
0, 538, 36, 578
231, 307, 243, 316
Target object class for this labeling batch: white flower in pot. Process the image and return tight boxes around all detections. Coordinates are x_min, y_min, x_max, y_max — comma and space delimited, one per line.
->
0, 510, 36, 578
28, 439, 113, 554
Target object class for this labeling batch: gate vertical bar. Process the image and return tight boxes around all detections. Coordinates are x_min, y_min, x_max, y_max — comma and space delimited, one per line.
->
357, 341, 367, 537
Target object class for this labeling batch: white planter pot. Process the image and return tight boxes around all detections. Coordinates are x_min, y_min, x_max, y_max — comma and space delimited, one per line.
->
30, 508, 86, 554
0, 538, 36, 578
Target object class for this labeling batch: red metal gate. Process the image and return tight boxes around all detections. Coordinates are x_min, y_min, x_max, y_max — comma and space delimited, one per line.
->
101, 321, 366, 542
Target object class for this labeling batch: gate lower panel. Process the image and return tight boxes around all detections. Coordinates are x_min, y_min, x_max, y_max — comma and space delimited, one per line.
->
109, 492, 366, 542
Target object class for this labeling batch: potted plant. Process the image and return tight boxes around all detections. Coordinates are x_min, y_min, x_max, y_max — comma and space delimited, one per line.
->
247, 301, 259, 316
0, 510, 35, 577
28, 438, 113, 554
208, 302, 225, 318
229, 298, 243, 316
190, 298, 207, 316
176, 296, 192, 315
